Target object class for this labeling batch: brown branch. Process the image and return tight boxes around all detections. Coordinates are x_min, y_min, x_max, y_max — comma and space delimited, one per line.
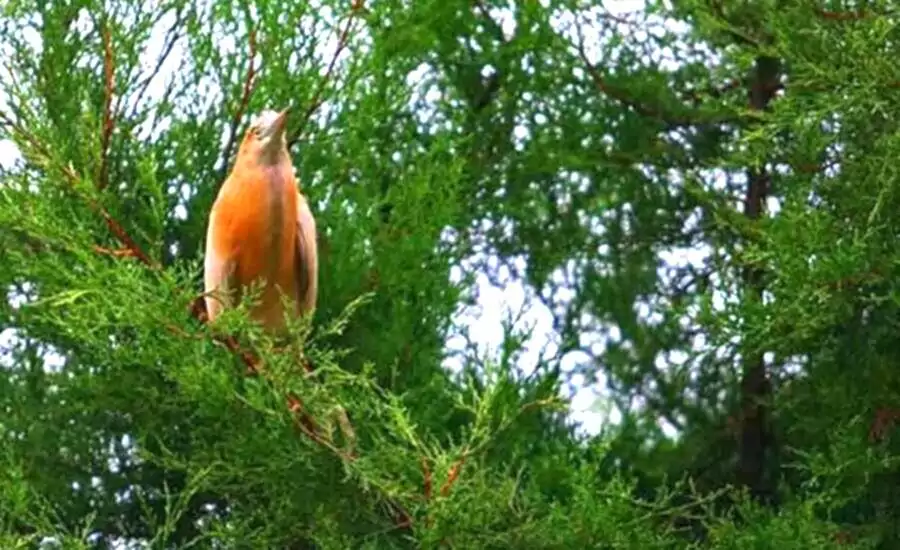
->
422, 456, 433, 501
191, 302, 332, 451
869, 407, 900, 443
593, 7, 640, 28
389, 503, 413, 530
439, 455, 466, 497
217, 27, 258, 184
287, 387, 316, 428
93, 245, 139, 258
472, 0, 508, 41
288, 395, 343, 455
287, 0, 363, 149
97, 209, 158, 267
98, 23, 116, 191
815, 8, 870, 21
576, 43, 666, 123
420, 455, 437, 528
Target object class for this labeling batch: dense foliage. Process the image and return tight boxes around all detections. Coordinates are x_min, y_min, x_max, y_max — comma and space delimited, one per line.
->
2, 0, 899, 547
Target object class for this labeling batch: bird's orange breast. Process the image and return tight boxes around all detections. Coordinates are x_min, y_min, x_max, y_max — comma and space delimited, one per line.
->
209, 159, 299, 326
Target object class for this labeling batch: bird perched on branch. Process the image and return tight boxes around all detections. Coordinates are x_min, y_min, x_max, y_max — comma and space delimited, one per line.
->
203, 107, 318, 334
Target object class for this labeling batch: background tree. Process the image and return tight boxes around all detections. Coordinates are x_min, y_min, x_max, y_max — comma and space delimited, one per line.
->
1, 0, 898, 548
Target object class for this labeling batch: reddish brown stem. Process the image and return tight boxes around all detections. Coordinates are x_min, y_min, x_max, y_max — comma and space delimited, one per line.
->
98, 23, 115, 191
422, 456, 433, 501
869, 407, 900, 443
96, 209, 157, 267
815, 8, 869, 21
439, 457, 465, 497
92, 245, 137, 258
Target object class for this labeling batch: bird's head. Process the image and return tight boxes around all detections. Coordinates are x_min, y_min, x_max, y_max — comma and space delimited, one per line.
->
239, 107, 290, 163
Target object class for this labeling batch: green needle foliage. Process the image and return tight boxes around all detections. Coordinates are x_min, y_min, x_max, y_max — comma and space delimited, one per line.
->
1, 0, 899, 548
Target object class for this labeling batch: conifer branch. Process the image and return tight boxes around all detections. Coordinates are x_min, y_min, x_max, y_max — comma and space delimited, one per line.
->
0, 112, 156, 268
0, 110, 335, 465
573, 24, 741, 129
1, 9, 414, 532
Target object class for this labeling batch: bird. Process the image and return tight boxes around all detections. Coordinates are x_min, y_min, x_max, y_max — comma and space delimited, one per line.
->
203, 107, 318, 335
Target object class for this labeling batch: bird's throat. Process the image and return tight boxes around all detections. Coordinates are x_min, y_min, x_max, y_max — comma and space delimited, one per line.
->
262, 164, 288, 248
257, 136, 287, 166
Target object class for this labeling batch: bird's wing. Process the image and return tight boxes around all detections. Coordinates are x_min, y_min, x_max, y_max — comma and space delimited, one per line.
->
294, 192, 318, 315
204, 203, 237, 322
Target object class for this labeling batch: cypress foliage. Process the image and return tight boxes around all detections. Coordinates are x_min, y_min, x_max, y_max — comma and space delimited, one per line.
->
1, 1, 896, 548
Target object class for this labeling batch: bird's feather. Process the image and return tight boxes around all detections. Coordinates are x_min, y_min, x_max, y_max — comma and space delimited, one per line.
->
203, 205, 237, 321
294, 192, 318, 315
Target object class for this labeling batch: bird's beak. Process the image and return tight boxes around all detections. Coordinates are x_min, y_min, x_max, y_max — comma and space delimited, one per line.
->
273, 107, 290, 134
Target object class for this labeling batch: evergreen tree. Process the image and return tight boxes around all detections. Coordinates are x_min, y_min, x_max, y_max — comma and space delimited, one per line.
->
1, 0, 897, 548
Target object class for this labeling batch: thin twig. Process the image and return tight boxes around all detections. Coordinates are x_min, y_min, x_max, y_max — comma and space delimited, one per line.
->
216, 27, 258, 184
128, 10, 185, 120
287, 0, 363, 148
